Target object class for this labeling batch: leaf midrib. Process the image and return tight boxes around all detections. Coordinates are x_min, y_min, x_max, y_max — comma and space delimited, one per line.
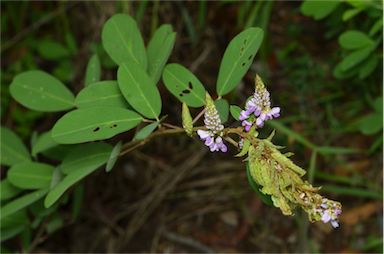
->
218, 32, 258, 95
18, 83, 73, 106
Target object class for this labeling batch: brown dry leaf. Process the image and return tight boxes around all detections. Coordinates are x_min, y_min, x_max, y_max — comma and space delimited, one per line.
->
340, 201, 382, 226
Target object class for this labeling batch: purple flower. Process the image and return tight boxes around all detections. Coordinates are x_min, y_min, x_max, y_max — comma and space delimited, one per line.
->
238, 75, 281, 131
317, 199, 342, 228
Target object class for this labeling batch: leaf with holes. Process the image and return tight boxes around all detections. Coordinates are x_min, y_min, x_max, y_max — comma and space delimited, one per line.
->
162, 64, 206, 107
75, 81, 130, 109
0, 179, 22, 201
51, 107, 142, 144
216, 28, 264, 96
32, 131, 58, 157
0, 189, 48, 220
117, 61, 162, 119
147, 24, 176, 84
101, 14, 147, 68
84, 54, 101, 86
214, 99, 229, 123
106, 141, 122, 172
230, 105, 242, 120
1, 127, 30, 166
60, 142, 112, 174
9, 71, 75, 112
8, 162, 54, 190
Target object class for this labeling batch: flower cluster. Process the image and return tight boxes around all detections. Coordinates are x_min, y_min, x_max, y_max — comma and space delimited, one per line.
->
315, 198, 342, 228
239, 75, 280, 131
197, 94, 227, 152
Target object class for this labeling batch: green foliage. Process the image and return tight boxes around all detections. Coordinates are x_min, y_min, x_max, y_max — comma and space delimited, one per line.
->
216, 27, 264, 96
32, 131, 58, 157
37, 39, 71, 60
84, 54, 101, 86
60, 143, 113, 174
8, 162, 54, 189
101, 14, 147, 68
51, 107, 142, 144
75, 81, 130, 109
162, 63, 206, 107
147, 24, 176, 84
117, 61, 162, 119
229, 105, 242, 120
9, 71, 75, 112
214, 99, 230, 123
338, 30, 374, 49
0, 179, 22, 201
0, 127, 30, 166
106, 141, 123, 172
300, 0, 341, 20
134, 121, 160, 141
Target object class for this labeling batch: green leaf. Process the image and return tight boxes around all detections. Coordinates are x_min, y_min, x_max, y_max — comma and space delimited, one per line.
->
36, 39, 70, 60
0, 179, 22, 201
214, 99, 229, 123
134, 121, 160, 141
75, 81, 130, 109
369, 19, 382, 36
162, 63, 206, 107
0, 225, 25, 242
101, 14, 147, 68
10, 70, 75, 112
340, 45, 376, 71
0, 189, 48, 220
356, 113, 382, 135
106, 141, 122, 172
373, 97, 382, 113
300, 0, 340, 20
44, 162, 102, 208
339, 30, 374, 50
358, 56, 378, 79
46, 213, 63, 234
0, 127, 30, 166
60, 142, 112, 174
147, 24, 176, 84
84, 54, 101, 86
342, 8, 363, 21
117, 61, 162, 119
216, 27, 264, 96
0, 210, 28, 229
51, 107, 142, 144
42, 144, 78, 161
32, 131, 58, 157
229, 105, 242, 120
8, 162, 54, 189
246, 161, 273, 206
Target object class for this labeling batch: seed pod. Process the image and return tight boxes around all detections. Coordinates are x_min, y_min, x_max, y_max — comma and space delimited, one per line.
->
182, 102, 193, 137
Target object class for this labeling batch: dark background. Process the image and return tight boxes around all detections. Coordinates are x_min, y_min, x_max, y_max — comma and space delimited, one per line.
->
1, 1, 382, 253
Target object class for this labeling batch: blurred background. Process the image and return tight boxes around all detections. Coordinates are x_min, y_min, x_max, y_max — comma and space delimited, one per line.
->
1, 1, 382, 253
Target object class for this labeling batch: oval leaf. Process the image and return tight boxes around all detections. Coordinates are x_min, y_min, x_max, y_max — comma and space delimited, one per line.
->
229, 105, 242, 120
340, 45, 375, 71
32, 131, 58, 157
8, 162, 54, 189
0, 189, 48, 220
339, 30, 374, 50
214, 99, 229, 123
216, 27, 264, 96
9, 70, 75, 112
60, 142, 113, 174
246, 161, 273, 206
75, 81, 130, 109
162, 63, 206, 107
133, 121, 160, 141
52, 107, 142, 144
147, 25, 176, 84
37, 39, 70, 60
101, 14, 147, 68
117, 62, 162, 119
300, 0, 340, 20
84, 54, 101, 86
44, 163, 100, 208
0, 127, 30, 166
0, 179, 22, 201
106, 141, 122, 172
